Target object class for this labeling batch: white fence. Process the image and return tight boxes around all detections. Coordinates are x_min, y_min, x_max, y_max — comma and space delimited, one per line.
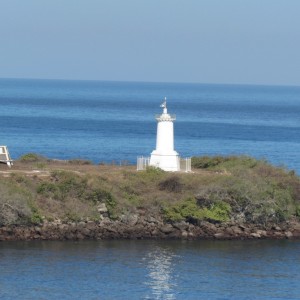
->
137, 156, 191, 172
137, 156, 150, 171
179, 157, 192, 173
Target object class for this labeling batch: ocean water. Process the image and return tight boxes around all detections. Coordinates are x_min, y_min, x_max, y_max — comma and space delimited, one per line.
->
0, 240, 300, 300
0, 78, 299, 172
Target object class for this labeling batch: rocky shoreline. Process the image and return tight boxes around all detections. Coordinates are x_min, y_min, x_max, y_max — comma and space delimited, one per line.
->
1, 214, 300, 241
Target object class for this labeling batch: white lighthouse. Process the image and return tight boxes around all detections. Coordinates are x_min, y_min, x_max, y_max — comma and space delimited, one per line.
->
149, 98, 180, 171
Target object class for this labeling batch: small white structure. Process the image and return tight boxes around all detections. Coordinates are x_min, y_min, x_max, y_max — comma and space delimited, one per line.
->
0, 146, 13, 167
150, 98, 180, 171
137, 98, 191, 172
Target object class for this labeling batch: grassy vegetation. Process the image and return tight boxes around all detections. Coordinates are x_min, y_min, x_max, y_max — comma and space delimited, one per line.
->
163, 198, 231, 223
0, 154, 299, 226
19, 153, 48, 163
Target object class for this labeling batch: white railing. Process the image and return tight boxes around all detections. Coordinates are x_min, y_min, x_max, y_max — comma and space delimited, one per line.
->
155, 114, 176, 121
0, 146, 13, 167
180, 157, 192, 173
137, 156, 191, 172
137, 156, 150, 171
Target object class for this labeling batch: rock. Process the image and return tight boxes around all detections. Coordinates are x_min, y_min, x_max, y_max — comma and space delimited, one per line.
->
65, 232, 75, 240
81, 228, 91, 236
76, 233, 85, 240
160, 224, 174, 234
232, 213, 246, 223
151, 229, 159, 236
145, 216, 159, 224
173, 221, 189, 231
120, 214, 139, 226
250, 233, 261, 238
100, 218, 113, 225
200, 221, 217, 233
225, 227, 234, 235
256, 230, 267, 237
53, 219, 62, 225
231, 226, 243, 235
289, 221, 300, 231
97, 203, 108, 213
274, 231, 284, 238
104, 226, 117, 233
34, 226, 41, 233
214, 232, 225, 239
181, 231, 188, 238
285, 231, 293, 239
58, 224, 67, 231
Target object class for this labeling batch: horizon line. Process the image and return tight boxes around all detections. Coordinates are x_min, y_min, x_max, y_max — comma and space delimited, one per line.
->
1, 76, 300, 89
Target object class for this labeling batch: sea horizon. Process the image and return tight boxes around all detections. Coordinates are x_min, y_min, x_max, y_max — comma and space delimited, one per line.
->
2, 76, 300, 89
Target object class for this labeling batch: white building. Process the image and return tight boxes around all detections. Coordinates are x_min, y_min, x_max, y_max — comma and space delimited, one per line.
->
137, 98, 191, 172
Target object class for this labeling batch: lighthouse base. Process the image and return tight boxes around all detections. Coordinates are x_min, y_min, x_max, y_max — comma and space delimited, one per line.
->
149, 151, 180, 172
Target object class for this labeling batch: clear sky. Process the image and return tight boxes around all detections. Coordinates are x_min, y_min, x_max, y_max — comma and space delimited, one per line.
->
0, 0, 300, 86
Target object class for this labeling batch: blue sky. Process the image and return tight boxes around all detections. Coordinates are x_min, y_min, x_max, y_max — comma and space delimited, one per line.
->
0, 0, 299, 85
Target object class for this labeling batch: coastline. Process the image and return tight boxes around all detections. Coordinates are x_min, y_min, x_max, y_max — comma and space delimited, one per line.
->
1, 218, 300, 241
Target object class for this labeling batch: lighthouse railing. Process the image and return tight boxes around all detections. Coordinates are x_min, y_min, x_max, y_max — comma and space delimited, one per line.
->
155, 114, 176, 121
180, 157, 191, 173
137, 156, 191, 172
137, 156, 150, 171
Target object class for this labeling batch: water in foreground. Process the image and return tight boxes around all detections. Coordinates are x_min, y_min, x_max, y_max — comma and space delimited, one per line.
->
0, 240, 299, 299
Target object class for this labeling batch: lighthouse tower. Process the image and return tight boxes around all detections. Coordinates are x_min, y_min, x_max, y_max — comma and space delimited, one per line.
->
150, 98, 180, 171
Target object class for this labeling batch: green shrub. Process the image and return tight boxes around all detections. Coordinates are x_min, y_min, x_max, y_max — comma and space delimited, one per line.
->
19, 153, 47, 163
37, 182, 59, 194
192, 156, 229, 169
86, 188, 114, 204
191, 155, 258, 171
105, 193, 117, 219
65, 211, 81, 222
137, 166, 165, 182
30, 211, 43, 224
296, 206, 300, 217
0, 181, 32, 225
49, 170, 88, 200
145, 166, 165, 175
163, 197, 231, 223
196, 172, 297, 224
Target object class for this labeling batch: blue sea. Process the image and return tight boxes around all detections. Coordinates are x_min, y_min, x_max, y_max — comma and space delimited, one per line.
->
0, 78, 299, 173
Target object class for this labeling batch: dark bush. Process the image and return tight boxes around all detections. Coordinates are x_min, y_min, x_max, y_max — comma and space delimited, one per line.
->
158, 176, 183, 193
68, 159, 93, 165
